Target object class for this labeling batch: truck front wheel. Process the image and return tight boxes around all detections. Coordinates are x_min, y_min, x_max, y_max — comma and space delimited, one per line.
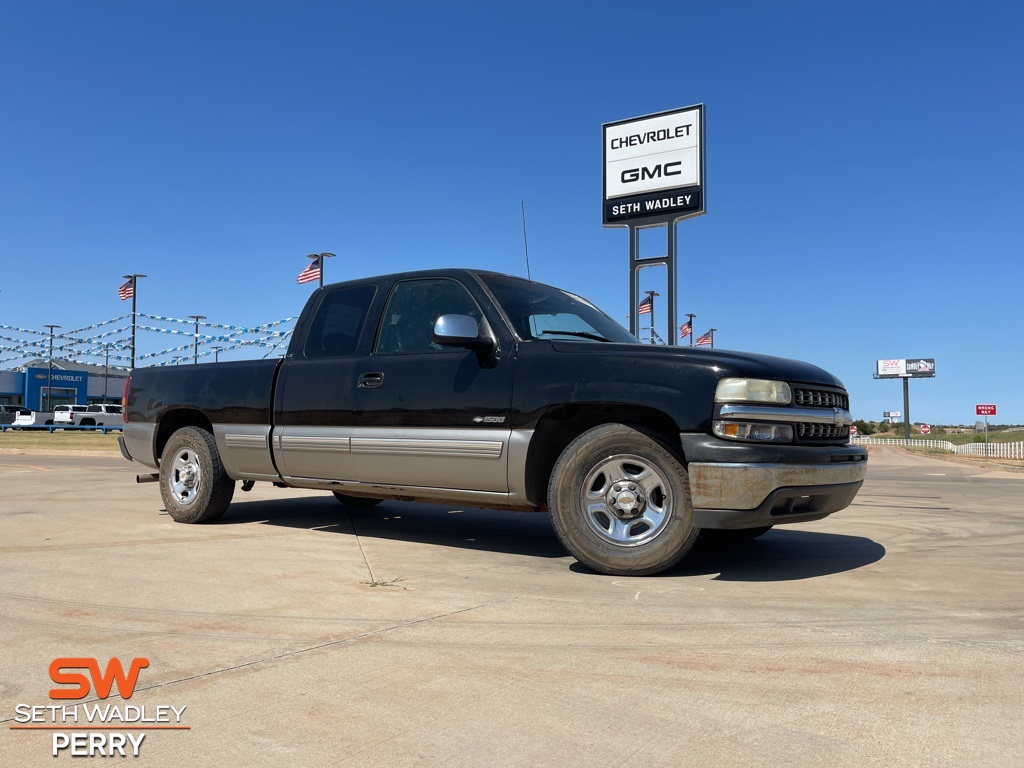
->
159, 427, 235, 524
547, 423, 698, 576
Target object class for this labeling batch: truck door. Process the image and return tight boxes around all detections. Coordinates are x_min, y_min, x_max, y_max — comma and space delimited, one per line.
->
351, 277, 514, 493
273, 283, 377, 480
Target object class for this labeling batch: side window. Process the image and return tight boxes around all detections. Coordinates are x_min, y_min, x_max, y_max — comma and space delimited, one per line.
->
303, 284, 376, 359
375, 278, 482, 354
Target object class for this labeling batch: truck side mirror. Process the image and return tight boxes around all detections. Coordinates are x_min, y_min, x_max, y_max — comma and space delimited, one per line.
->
433, 314, 493, 350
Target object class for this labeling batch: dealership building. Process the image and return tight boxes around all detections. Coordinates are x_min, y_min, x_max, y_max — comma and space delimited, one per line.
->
0, 360, 127, 410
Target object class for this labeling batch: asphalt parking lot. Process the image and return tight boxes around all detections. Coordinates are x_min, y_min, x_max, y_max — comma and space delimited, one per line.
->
0, 446, 1021, 767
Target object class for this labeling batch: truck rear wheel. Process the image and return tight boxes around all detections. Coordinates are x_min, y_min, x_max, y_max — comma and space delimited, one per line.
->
547, 423, 698, 576
159, 427, 234, 523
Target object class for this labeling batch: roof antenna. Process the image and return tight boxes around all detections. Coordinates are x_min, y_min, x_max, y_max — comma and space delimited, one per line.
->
521, 201, 537, 335
520, 200, 533, 284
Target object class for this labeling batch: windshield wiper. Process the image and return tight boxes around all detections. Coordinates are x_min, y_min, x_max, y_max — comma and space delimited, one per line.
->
540, 330, 611, 342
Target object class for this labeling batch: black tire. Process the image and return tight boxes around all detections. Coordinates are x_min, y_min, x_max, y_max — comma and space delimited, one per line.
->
701, 526, 773, 542
332, 492, 383, 508
159, 426, 234, 524
547, 423, 698, 576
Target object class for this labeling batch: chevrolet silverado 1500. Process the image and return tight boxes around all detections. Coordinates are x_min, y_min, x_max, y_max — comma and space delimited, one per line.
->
120, 269, 866, 575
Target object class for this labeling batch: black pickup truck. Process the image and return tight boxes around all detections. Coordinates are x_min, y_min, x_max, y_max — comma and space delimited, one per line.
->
120, 268, 866, 576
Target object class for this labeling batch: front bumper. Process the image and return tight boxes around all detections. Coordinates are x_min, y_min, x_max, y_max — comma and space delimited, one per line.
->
681, 433, 867, 530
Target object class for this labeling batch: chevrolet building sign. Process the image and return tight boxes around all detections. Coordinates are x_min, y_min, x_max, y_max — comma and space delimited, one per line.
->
603, 104, 705, 225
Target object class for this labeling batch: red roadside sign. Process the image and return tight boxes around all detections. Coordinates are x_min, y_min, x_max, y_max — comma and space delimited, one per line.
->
920, 424, 931, 435
976, 404, 997, 416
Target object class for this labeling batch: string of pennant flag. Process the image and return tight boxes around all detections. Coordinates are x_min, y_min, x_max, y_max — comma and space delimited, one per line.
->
0, 316, 297, 371
0, 255, 326, 370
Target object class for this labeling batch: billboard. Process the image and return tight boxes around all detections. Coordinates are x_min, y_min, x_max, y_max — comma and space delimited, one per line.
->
875, 358, 936, 378
603, 104, 705, 225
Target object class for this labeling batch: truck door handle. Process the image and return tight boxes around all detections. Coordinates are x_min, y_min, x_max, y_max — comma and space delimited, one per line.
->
357, 372, 384, 389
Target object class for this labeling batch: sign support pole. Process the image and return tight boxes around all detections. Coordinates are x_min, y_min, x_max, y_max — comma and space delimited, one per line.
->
605, 105, 704, 346
903, 377, 911, 439
667, 220, 677, 347
628, 225, 638, 338
628, 216, 680, 344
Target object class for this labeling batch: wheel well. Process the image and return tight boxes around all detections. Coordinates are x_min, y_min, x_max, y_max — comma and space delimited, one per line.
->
80, 418, 95, 426
523, 404, 684, 509
155, 410, 214, 462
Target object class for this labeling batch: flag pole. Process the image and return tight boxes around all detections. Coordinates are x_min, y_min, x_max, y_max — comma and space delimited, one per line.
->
122, 273, 146, 369
644, 290, 659, 344
307, 252, 336, 288
685, 313, 696, 346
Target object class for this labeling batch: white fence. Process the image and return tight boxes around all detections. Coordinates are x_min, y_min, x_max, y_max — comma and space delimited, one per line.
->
852, 436, 1024, 460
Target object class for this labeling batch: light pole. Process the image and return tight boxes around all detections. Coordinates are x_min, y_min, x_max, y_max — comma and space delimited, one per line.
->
44, 324, 61, 412
211, 346, 223, 363
121, 274, 146, 369
307, 252, 336, 288
103, 343, 111, 402
188, 314, 207, 364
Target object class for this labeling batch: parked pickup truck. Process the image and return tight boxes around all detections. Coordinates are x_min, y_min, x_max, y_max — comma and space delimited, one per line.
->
81, 404, 124, 428
120, 268, 867, 576
0, 405, 31, 425
14, 410, 55, 427
54, 404, 90, 427
55, 403, 124, 428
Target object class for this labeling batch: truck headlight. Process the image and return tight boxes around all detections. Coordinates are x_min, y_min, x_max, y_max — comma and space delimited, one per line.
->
713, 421, 794, 443
715, 378, 792, 404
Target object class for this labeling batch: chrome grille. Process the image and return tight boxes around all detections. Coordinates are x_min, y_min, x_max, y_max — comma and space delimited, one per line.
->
797, 423, 850, 440
793, 388, 849, 410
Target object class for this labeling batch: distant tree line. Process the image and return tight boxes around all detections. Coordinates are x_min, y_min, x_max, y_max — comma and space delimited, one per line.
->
853, 421, 1021, 437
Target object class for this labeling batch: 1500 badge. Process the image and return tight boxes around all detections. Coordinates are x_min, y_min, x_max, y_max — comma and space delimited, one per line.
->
472, 416, 506, 424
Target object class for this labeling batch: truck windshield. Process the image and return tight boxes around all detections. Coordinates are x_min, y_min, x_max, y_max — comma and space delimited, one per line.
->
480, 274, 639, 344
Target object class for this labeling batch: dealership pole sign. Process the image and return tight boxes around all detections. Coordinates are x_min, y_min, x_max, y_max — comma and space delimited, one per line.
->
603, 104, 706, 346
603, 105, 705, 225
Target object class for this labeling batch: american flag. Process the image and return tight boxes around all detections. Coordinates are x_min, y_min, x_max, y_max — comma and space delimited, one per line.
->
695, 330, 713, 347
679, 320, 692, 339
118, 279, 134, 300
638, 295, 653, 315
297, 257, 322, 285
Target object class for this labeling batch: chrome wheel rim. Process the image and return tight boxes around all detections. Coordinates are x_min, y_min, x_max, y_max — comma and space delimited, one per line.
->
169, 449, 201, 506
581, 453, 672, 547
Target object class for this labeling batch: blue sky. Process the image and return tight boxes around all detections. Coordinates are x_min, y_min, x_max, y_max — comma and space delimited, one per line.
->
1, 1, 1021, 424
